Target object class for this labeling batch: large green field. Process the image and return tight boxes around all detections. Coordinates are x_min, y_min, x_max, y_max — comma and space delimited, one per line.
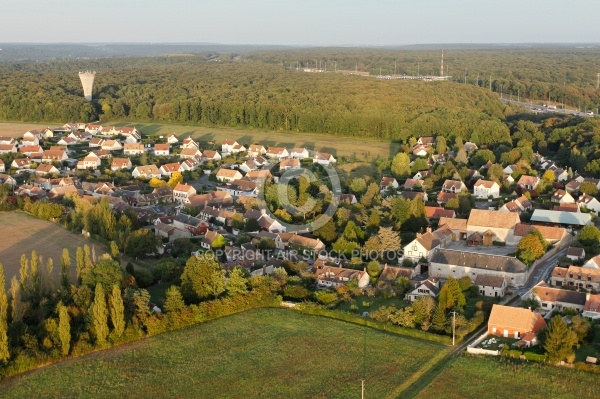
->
414, 355, 599, 399
115, 121, 400, 158
0, 308, 447, 399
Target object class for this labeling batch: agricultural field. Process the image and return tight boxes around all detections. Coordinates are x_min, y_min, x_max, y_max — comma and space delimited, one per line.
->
116, 121, 400, 158
413, 355, 599, 399
0, 122, 51, 137
0, 308, 447, 399
0, 212, 106, 287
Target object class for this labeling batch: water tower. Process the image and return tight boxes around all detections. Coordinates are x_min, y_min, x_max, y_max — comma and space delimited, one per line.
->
78, 71, 96, 101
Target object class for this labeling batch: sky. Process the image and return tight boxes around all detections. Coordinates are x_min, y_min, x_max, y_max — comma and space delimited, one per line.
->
2, 0, 599, 45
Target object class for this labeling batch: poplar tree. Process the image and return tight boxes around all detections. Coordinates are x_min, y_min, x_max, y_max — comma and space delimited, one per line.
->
19, 253, 29, 290
90, 284, 109, 346
57, 302, 71, 356
108, 285, 125, 338
9, 277, 24, 323
60, 248, 71, 290
43, 258, 54, 296
76, 247, 85, 282
0, 264, 10, 363
29, 250, 41, 299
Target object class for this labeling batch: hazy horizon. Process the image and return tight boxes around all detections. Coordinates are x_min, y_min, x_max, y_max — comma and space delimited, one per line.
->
3, 0, 599, 45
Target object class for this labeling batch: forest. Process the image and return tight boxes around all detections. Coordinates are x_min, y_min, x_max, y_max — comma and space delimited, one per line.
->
248, 47, 600, 109
0, 48, 599, 149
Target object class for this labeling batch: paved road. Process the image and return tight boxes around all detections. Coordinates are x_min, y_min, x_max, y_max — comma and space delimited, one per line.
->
516, 247, 568, 301
501, 98, 595, 118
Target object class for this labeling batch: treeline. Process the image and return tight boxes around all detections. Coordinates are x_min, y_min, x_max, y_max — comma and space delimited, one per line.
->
247, 48, 600, 110
0, 58, 507, 141
0, 248, 281, 378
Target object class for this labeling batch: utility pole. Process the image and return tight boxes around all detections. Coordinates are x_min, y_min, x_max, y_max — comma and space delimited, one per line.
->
597, 72, 599, 89
451, 311, 457, 346
464, 68, 467, 84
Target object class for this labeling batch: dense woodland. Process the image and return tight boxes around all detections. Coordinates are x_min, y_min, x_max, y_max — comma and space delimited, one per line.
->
1, 48, 599, 142
248, 48, 600, 109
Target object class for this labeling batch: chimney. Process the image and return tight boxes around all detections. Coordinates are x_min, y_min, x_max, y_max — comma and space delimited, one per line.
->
586, 291, 591, 301
426, 227, 432, 233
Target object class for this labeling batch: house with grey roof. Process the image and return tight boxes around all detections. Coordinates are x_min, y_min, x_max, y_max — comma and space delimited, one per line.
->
430, 248, 529, 287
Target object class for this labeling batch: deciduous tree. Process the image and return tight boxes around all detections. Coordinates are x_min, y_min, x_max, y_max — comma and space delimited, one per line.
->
90, 283, 109, 346
108, 285, 125, 338
57, 301, 71, 356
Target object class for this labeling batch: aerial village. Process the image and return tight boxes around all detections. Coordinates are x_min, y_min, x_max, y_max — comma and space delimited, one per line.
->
0, 124, 599, 364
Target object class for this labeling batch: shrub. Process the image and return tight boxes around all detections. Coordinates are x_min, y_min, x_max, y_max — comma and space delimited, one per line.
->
135, 267, 155, 288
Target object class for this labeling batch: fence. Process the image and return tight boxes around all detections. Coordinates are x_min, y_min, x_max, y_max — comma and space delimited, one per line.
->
466, 332, 500, 356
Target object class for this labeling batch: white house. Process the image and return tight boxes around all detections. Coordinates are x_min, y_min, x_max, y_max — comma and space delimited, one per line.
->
132, 165, 162, 179
473, 179, 500, 199
110, 158, 132, 171
180, 148, 202, 160
239, 159, 260, 173
380, 177, 399, 190
567, 247, 586, 262
290, 147, 309, 159
0, 144, 17, 154
202, 150, 222, 162
475, 275, 507, 297
403, 231, 441, 261
266, 147, 289, 160
551, 189, 575, 204
41, 150, 68, 164
247, 144, 266, 157
222, 140, 240, 154
442, 179, 467, 193
35, 164, 59, 176
406, 278, 440, 302
166, 133, 179, 144
77, 153, 101, 170
10, 158, 30, 169
216, 168, 243, 183
85, 124, 102, 134
578, 194, 600, 213
22, 131, 40, 146
123, 143, 144, 155
160, 162, 182, 177
101, 140, 123, 152
154, 143, 170, 156
56, 137, 77, 146
313, 151, 336, 166
517, 175, 540, 190
180, 158, 200, 172
181, 137, 199, 149
173, 183, 196, 204
279, 158, 300, 171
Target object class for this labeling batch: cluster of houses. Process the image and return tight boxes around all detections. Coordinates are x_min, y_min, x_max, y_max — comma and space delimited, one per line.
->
4, 128, 600, 334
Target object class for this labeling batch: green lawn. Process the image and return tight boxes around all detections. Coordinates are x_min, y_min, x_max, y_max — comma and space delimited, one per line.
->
336, 295, 409, 315
0, 308, 446, 399
414, 355, 599, 399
